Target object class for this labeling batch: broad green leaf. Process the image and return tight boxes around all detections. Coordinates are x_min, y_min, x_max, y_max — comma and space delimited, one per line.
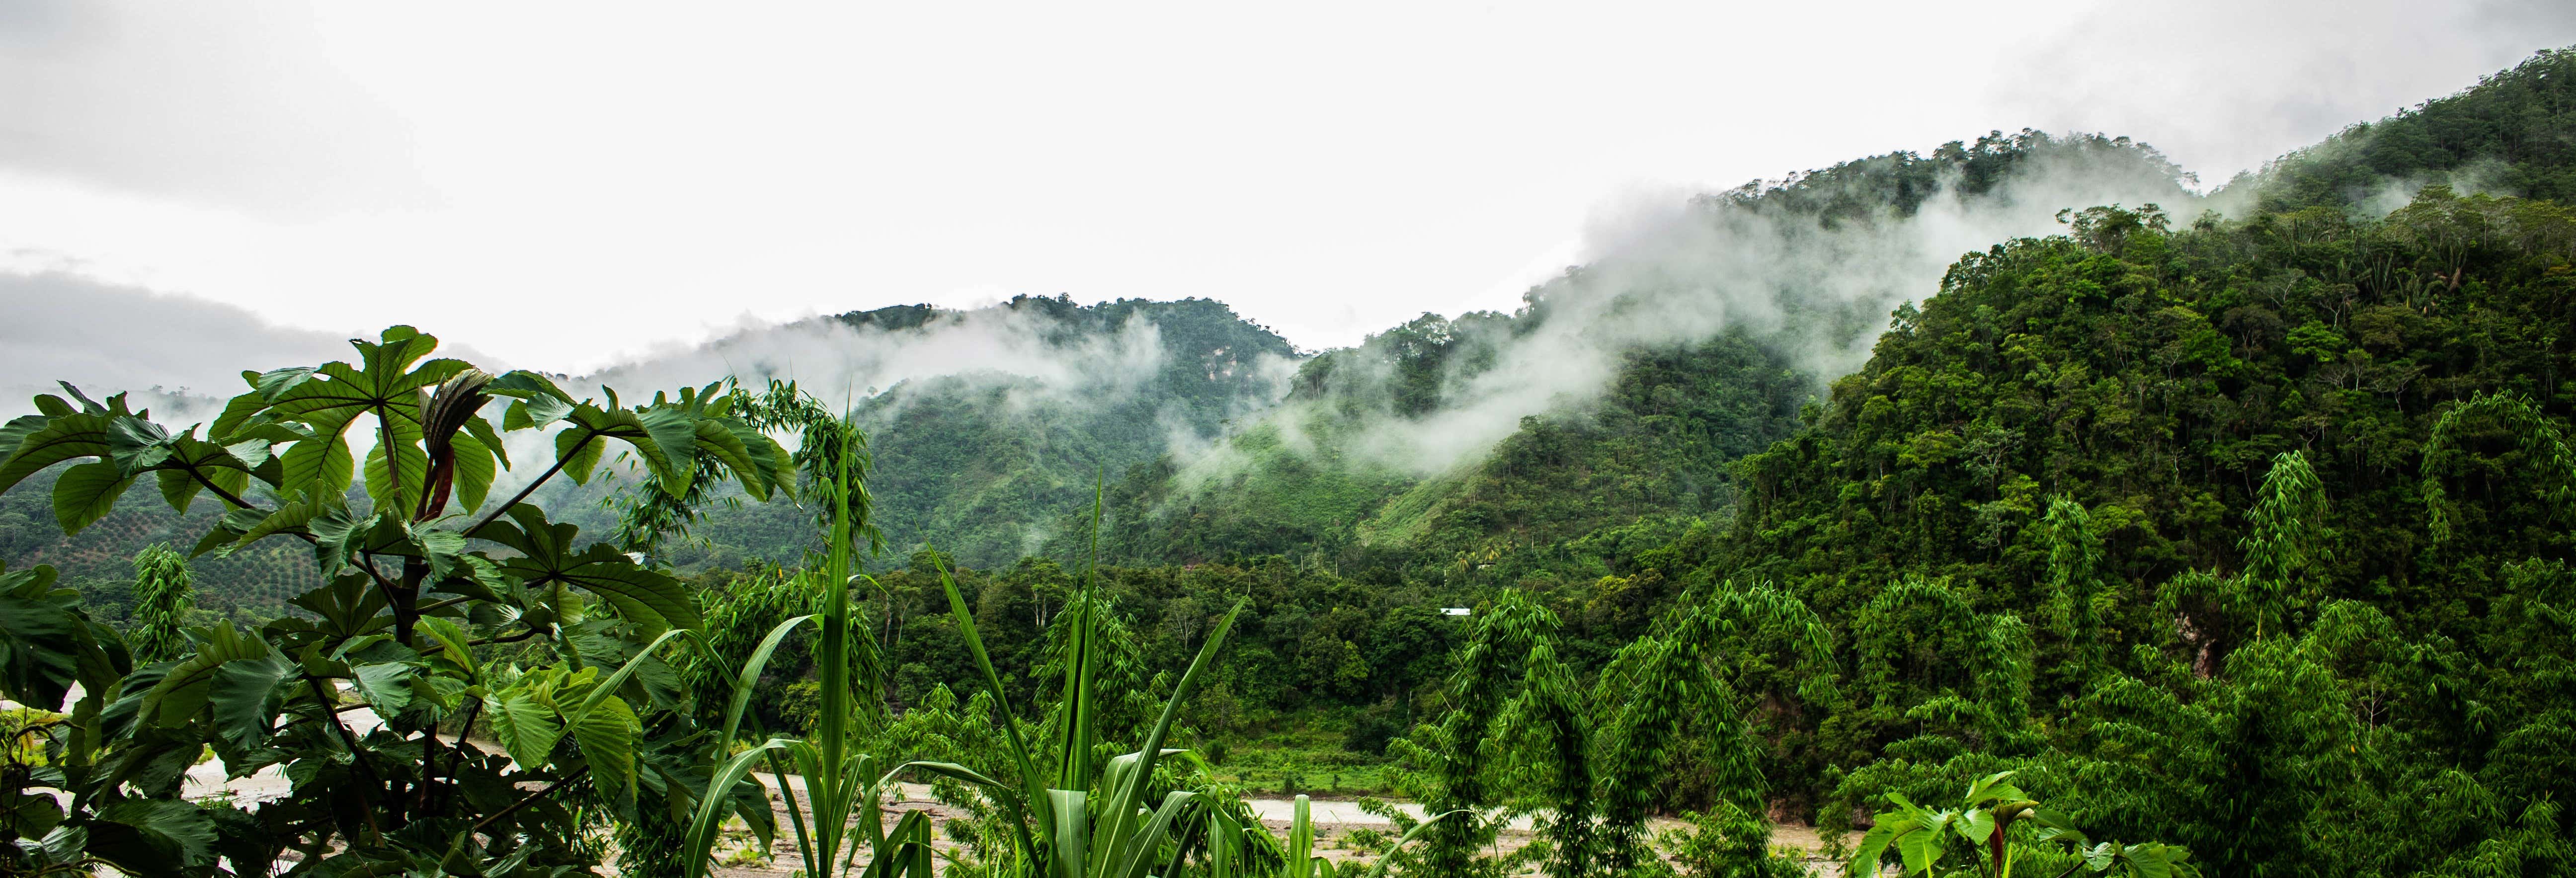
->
0, 563, 105, 710
1897, 823, 1943, 877
88, 799, 217, 873
263, 339, 464, 441
224, 497, 325, 554
51, 461, 135, 534
487, 370, 574, 404
555, 426, 608, 485
488, 687, 564, 770
574, 694, 640, 805
207, 652, 294, 751
155, 470, 202, 514
252, 366, 318, 401
0, 791, 63, 843
0, 414, 50, 467
504, 393, 576, 430
0, 412, 110, 497
472, 504, 701, 631
689, 417, 769, 499
351, 661, 418, 715
450, 429, 498, 513
278, 433, 354, 501
141, 623, 274, 727
634, 405, 701, 493
1961, 808, 1996, 844
149, 434, 257, 513
462, 413, 510, 468
103, 415, 174, 473
725, 419, 795, 498
404, 520, 470, 583
362, 416, 429, 515
416, 616, 477, 679
208, 391, 268, 440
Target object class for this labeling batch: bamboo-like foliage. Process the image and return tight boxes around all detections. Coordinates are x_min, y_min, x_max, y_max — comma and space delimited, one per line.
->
2420, 391, 2576, 544
1593, 582, 1832, 874
1402, 582, 1830, 878
127, 544, 193, 666
2040, 497, 2109, 680
1405, 589, 1555, 877
1853, 578, 2034, 749
2236, 450, 2333, 639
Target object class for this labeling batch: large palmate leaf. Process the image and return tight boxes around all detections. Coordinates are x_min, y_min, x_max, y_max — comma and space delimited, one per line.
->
246, 327, 471, 515
141, 622, 277, 727
489, 686, 564, 770
259, 327, 467, 438
472, 504, 701, 631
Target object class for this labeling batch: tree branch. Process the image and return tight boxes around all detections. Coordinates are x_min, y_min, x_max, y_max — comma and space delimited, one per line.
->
304, 677, 387, 840
469, 626, 547, 646
185, 467, 322, 546
467, 434, 592, 535
417, 595, 472, 614
470, 765, 590, 836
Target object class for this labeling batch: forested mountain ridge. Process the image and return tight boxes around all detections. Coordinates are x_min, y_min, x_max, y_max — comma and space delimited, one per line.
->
4, 44, 2576, 878
1087, 128, 2198, 587
1598, 48, 2576, 876
586, 294, 1301, 571
0, 294, 1301, 616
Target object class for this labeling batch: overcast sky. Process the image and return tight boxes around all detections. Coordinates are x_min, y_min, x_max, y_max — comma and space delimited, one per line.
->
3, 0, 2572, 379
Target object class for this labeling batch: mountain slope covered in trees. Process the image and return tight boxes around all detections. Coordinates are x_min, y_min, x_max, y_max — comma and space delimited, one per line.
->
5, 42, 2576, 878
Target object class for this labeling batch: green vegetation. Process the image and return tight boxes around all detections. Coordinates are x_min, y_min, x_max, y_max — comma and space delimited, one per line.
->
3, 40, 2576, 878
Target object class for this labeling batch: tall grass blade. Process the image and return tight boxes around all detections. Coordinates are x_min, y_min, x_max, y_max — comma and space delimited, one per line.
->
718, 614, 816, 744
681, 738, 795, 878
933, 551, 1049, 863
1093, 598, 1243, 878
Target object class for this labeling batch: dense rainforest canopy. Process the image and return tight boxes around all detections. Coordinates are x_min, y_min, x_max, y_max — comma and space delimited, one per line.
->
0, 42, 2573, 878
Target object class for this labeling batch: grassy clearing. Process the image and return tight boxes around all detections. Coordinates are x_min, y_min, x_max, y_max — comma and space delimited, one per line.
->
1202, 709, 1401, 798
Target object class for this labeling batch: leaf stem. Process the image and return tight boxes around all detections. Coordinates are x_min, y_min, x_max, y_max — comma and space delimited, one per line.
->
469, 626, 547, 646
304, 676, 388, 841
471, 765, 590, 835
467, 434, 592, 535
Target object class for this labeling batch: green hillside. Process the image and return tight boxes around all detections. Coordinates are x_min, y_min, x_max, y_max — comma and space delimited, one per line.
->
8, 43, 2576, 878
1088, 129, 2197, 587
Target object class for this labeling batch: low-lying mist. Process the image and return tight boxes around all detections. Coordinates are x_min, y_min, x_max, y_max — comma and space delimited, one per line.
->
1163, 132, 2205, 497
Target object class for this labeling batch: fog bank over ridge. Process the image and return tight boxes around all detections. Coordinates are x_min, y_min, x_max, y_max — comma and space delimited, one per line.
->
1167, 133, 2205, 489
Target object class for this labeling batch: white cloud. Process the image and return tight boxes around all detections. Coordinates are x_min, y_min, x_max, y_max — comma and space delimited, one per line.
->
0, 0, 2563, 389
